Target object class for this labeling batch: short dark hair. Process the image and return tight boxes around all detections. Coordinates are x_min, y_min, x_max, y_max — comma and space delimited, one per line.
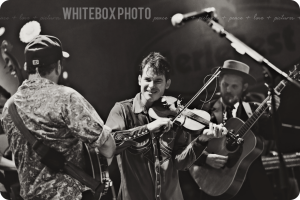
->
0, 85, 11, 99
27, 60, 61, 76
139, 52, 171, 80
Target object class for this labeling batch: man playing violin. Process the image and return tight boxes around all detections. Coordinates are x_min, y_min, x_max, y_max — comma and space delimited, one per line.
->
195, 60, 280, 200
105, 52, 228, 200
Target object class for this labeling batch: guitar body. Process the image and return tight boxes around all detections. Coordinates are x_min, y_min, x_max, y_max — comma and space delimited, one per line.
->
189, 118, 264, 199
83, 144, 110, 200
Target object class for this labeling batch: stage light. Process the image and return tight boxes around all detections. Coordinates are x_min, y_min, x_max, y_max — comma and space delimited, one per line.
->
62, 51, 70, 58
19, 21, 41, 43
63, 71, 68, 79
0, 27, 5, 37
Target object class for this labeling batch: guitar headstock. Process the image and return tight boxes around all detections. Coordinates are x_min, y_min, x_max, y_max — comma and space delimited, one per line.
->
274, 64, 300, 95
289, 64, 300, 82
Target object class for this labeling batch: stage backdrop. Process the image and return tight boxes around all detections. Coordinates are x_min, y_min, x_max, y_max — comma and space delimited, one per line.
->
1, 1, 300, 200
0, 0, 299, 144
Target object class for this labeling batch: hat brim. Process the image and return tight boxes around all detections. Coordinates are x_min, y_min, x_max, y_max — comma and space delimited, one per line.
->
212, 67, 256, 85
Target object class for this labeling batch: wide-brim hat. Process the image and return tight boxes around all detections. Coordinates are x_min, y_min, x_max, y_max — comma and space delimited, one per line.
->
214, 60, 256, 85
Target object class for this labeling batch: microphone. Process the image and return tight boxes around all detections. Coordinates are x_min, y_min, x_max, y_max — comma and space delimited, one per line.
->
171, 7, 217, 27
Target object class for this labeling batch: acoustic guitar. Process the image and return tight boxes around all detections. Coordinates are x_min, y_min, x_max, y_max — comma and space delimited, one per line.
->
189, 65, 300, 199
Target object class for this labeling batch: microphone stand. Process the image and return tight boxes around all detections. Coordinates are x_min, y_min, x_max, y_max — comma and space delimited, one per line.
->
200, 18, 296, 200
263, 66, 289, 200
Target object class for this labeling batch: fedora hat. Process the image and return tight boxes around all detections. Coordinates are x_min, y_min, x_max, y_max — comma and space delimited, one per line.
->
218, 60, 256, 84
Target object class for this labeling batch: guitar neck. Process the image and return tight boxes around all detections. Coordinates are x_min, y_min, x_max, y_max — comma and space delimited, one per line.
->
237, 79, 288, 137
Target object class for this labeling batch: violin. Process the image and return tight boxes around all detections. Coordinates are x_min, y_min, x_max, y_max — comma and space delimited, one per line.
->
148, 68, 222, 133
148, 96, 211, 132
113, 96, 212, 151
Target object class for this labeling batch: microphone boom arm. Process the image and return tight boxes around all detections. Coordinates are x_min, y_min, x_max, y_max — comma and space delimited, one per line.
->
204, 19, 300, 89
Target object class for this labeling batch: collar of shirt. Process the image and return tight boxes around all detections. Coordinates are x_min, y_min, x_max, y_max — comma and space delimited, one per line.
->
220, 98, 239, 118
132, 93, 148, 114
20, 76, 55, 91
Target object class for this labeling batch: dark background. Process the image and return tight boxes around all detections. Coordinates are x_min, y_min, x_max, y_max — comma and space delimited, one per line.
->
0, 0, 300, 199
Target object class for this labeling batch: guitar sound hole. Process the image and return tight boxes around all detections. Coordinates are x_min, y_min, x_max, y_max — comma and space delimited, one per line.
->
226, 139, 239, 152
226, 145, 243, 168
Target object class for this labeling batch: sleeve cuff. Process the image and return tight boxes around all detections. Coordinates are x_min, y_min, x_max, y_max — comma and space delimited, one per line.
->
92, 125, 111, 148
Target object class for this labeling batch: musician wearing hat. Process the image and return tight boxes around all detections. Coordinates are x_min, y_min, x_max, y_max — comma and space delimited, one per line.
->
1, 35, 116, 200
193, 60, 280, 200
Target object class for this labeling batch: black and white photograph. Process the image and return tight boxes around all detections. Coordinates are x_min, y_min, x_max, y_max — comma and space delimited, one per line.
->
0, 0, 300, 200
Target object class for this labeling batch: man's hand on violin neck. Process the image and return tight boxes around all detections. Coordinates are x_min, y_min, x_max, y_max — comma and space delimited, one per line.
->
146, 118, 173, 134
199, 123, 228, 142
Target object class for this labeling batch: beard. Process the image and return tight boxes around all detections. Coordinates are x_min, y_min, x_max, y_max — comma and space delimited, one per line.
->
222, 93, 240, 106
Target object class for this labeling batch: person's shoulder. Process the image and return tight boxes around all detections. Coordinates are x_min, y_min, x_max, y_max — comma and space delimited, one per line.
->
248, 102, 260, 106
111, 98, 134, 113
56, 86, 85, 99
116, 98, 134, 106
243, 92, 265, 103
250, 102, 261, 110
242, 101, 260, 111
57, 85, 78, 94
243, 92, 266, 108
243, 99, 260, 106
107, 98, 134, 117
52, 86, 90, 106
